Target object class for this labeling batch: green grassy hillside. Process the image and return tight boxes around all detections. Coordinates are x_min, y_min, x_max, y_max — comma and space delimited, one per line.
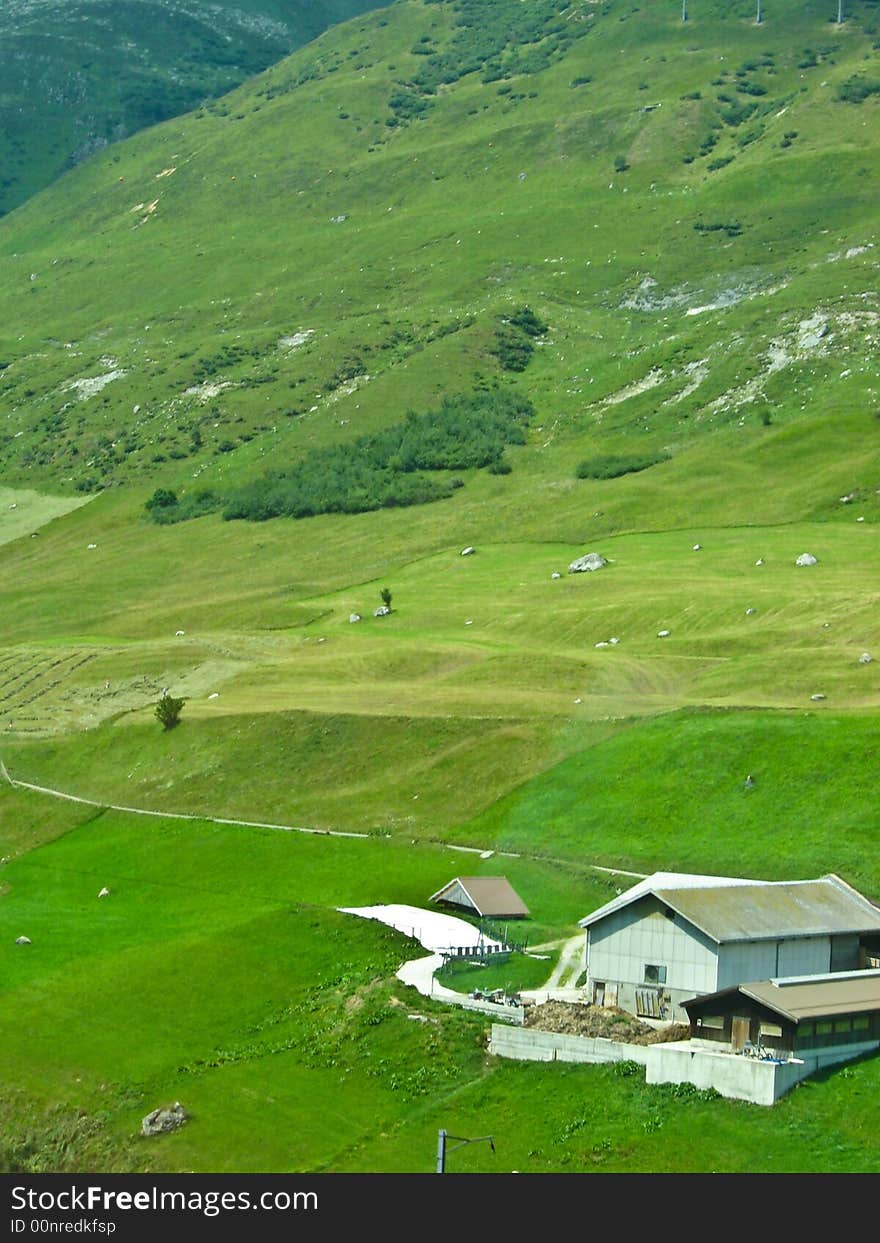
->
0, 0, 385, 216
1, 0, 879, 1174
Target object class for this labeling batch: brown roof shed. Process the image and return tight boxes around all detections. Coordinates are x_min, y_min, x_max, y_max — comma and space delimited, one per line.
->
429, 876, 530, 919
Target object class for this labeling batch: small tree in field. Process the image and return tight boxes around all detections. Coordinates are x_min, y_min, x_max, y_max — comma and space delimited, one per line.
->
156, 694, 185, 731
380, 587, 393, 610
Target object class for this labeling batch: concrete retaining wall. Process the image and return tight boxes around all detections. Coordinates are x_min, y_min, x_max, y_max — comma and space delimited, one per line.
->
489, 1026, 880, 1104
489, 1025, 650, 1066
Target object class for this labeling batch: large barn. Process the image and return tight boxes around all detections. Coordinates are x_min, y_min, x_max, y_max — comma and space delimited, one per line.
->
579, 872, 880, 1021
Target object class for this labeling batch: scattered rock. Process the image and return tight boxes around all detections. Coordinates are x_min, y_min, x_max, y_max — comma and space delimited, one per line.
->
574, 698, 582, 704
840, 493, 854, 503
693, 543, 702, 551
208, 692, 219, 700
14, 935, 31, 946
551, 572, 562, 580
755, 558, 764, 566
857, 516, 865, 522
859, 652, 873, 664
464, 619, 473, 626
569, 552, 608, 573
746, 607, 756, 616
349, 613, 362, 624
657, 629, 671, 638
330, 214, 348, 224
811, 693, 826, 702
795, 553, 818, 567
374, 606, 391, 617
744, 774, 756, 788
175, 630, 185, 637
98, 887, 110, 898
460, 546, 475, 556
609, 637, 620, 645
141, 1103, 187, 1137
87, 543, 97, 550
595, 641, 609, 649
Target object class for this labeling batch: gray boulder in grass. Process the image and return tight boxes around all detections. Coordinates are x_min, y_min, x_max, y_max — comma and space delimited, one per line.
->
142, 1102, 188, 1137
795, 553, 818, 567
569, 552, 608, 574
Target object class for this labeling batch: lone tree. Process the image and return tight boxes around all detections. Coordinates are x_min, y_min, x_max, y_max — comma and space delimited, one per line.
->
380, 587, 393, 610
156, 694, 185, 731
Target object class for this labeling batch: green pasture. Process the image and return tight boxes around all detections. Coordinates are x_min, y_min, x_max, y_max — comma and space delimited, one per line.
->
0, 0, 879, 1175
2, 783, 879, 1173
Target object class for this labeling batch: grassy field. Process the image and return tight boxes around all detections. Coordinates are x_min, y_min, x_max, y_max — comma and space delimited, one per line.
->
1, 0, 879, 1175
3, 783, 880, 1175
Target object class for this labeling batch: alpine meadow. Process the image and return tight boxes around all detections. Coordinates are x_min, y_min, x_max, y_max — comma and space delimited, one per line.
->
0, 0, 879, 1176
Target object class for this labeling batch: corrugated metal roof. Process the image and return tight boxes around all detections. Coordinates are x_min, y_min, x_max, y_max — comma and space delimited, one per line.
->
685, 970, 880, 1023
429, 876, 530, 918
579, 871, 880, 943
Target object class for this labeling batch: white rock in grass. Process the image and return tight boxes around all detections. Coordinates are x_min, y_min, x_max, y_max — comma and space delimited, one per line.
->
755, 558, 764, 566
657, 629, 671, 638
569, 552, 608, 573
795, 553, 818, 567
87, 543, 97, 550
746, 608, 756, 616
460, 546, 475, 556
349, 613, 361, 624
595, 641, 609, 649
374, 606, 391, 617
693, 543, 702, 551
551, 572, 562, 580
98, 887, 111, 898
15, 936, 31, 945
208, 692, 219, 700
609, 637, 620, 645
175, 630, 185, 637
811, 693, 826, 701
859, 652, 873, 664
142, 1103, 188, 1137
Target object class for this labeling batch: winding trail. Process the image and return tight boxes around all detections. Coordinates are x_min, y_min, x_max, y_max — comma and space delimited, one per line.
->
0, 755, 646, 879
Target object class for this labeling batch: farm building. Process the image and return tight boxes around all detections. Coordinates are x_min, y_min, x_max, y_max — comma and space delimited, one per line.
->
429, 876, 530, 919
683, 968, 880, 1062
579, 872, 880, 1022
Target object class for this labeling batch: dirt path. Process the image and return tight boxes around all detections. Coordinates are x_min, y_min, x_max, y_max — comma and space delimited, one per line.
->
543, 934, 584, 989
0, 756, 646, 881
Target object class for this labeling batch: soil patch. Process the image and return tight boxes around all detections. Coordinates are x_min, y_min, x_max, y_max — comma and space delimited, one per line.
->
525, 1001, 688, 1045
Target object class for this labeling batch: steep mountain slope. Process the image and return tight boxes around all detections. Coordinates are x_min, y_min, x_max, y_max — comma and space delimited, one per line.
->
0, 0, 385, 216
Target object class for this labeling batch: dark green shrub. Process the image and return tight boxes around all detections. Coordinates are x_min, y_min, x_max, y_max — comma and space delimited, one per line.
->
576, 451, 670, 480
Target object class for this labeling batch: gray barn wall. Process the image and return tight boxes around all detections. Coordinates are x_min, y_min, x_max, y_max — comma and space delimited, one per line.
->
587, 895, 718, 1006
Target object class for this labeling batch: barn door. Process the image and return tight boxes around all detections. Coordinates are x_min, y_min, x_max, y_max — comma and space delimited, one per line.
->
731, 1016, 750, 1051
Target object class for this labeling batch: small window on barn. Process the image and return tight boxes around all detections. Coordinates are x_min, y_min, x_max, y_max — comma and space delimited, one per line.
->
759, 1023, 783, 1038
853, 1016, 870, 1032
800, 1023, 815, 1037
644, 964, 667, 985
816, 1021, 833, 1036
699, 1015, 724, 1030
834, 1019, 852, 1035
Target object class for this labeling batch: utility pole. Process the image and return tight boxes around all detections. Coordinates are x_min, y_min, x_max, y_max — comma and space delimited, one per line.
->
435, 1130, 495, 1173
756, 0, 762, 23
682, 0, 688, 20
837, 0, 844, 22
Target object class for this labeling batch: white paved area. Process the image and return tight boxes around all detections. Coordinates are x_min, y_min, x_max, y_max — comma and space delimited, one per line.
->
338, 903, 503, 953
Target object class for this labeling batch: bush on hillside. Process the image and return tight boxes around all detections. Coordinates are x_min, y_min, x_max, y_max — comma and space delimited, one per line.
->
837, 76, 880, 103
576, 452, 670, 481
221, 389, 534, 523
